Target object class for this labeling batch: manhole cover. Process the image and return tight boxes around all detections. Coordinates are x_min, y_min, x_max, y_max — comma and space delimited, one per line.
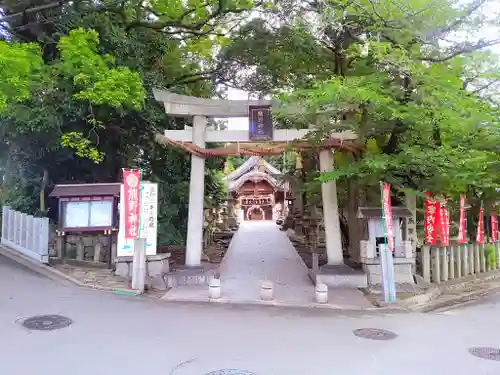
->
353, 328, 397, 340
469, 347, 500, 361
206, 371, 256, 375
22, 315, 73, 331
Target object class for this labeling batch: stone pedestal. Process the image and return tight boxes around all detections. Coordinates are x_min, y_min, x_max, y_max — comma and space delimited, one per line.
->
315, 283, 328, 304
209, 278, 221, 299
360, 240, 415, 285
260, 280, 274, 301
162, 264, 218, 288
309, 264, 368, 288
115, 253, 171, 289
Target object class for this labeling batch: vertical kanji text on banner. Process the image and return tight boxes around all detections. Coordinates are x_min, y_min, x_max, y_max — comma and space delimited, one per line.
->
122, 169, 141, 240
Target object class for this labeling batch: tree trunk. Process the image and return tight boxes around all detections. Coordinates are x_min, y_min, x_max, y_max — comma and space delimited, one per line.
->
39, 168, 49, 214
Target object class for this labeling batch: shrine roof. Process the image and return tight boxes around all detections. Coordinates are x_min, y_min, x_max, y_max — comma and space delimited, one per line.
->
226, 156, 281, 181
225, 157, 287, 192
227, 171, 286, 192
357, 207, 412, 219
49, 183, 121, 198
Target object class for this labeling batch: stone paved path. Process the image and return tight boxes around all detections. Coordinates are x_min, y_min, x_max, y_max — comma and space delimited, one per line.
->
218, 220, 313, 303
164, 221, 372, 308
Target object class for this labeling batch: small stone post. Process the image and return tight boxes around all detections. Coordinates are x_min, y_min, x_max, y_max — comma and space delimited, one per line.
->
496, 241, 500, 269
479, 243, 486, 272
432, 247, 441, 283
76, 237, 84, 261
312, 252, 320, 271
461, 244, 468, 276
421, 245, 431, 283
209, 278, 221, 299
55, 236, 65, 259
315, 283, 328, 304
468, 244, 474, 274
456, 244, 462, 278
474, 243, 481, 273
448, 246, 455, 280
441, 247, 449, 281
93, 237, 102, 263
260, 280, 274, 301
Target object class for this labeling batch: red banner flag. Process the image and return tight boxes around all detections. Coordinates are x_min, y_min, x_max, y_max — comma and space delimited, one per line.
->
457, 195, 467, 244
439, 205, 450, 246
491, 215, 498, 242
381, 183, 394, 252
424, 193, 440, 245
123, 169, 141, 239
476, 205, 484, 244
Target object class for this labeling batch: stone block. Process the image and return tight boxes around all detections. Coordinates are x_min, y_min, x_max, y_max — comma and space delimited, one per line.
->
84, 246, 94, 259
114, 253, 171, 280
260, 280, 274, 301
363, 262, 414, 285
309, 264, 368, 288
115, 262, 130, 278
361, 257, 415, 285
209, 278, 221, 299
360, 240, 375, 260
315, 283, 328, 304
148, 276, 168, 291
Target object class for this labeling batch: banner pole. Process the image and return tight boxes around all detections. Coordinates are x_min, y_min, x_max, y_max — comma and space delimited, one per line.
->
379, 182, 397, 303
131, 169, 146, 293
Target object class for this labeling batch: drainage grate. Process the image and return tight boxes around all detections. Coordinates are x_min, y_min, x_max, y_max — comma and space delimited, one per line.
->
205, 370, 256, 375
22, 315, 73, 331
469, 347, 500, 361
353, 328, 398, 340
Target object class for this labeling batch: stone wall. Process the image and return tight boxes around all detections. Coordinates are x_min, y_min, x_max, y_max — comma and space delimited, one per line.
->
49, 228, 114, 264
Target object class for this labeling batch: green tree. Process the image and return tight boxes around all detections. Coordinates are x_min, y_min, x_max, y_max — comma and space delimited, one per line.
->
0, 0, 263, 242
220, 0, 500, 200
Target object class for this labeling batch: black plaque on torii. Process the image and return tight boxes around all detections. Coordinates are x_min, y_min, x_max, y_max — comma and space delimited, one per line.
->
248, 105, 273, 141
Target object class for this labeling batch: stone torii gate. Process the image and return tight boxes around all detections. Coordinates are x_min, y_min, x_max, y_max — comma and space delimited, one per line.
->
153, 90, 357, 278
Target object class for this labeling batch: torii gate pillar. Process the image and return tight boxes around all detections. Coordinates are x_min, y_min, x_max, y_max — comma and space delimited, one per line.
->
319, 149, 344, 265
185, 115, 206, 266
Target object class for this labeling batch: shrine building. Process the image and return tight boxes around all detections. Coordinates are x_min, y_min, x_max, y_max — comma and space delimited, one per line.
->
225, 157, 289, 222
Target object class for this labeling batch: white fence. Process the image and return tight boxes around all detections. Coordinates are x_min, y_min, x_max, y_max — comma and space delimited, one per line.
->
421, 242, 500, 283
1, 207, 49, 263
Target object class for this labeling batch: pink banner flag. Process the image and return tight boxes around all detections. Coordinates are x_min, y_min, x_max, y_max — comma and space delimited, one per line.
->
457, 195, 467, 244
491, 215, 498, 242
424, 193, 440, 245
381, 183, 394, 252
123, 169, 141, 239
476, 205, 484, 244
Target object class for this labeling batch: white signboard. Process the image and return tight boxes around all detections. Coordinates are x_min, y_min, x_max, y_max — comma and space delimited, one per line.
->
117, 182, 158, 257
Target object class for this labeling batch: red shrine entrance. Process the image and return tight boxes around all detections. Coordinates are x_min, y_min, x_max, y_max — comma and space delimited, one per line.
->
225, 157, 288, 222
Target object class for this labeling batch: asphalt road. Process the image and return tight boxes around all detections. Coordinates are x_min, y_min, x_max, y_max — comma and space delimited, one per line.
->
1, 254, 500, 375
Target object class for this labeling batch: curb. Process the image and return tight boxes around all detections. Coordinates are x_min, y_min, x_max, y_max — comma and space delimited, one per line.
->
160, 295, 405, 313
396, 287, 442, 310
418, 286, 500, 312
0, 245, 140, 296
418, 284, 500, 312
405, 271, 500, 312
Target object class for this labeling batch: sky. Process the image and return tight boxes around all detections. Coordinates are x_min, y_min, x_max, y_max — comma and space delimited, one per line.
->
225, 87, 253, 130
